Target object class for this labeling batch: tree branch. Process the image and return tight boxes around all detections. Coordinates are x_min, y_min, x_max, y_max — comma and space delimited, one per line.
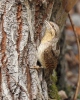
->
68, 13, 80, 100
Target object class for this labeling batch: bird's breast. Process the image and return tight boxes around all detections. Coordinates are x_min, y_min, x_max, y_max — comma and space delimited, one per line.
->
37, 42, 51, 68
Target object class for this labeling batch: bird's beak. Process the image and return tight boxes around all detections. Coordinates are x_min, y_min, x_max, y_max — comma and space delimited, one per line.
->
45, 20, 52, 29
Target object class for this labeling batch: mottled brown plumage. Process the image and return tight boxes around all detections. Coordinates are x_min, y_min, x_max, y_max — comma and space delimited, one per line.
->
44, 46, 58, 74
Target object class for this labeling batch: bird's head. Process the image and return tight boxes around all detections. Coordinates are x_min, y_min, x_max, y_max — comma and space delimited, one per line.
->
41, 21, 59, 44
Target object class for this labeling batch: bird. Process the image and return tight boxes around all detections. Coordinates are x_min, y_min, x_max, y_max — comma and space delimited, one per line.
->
37, 21, 60, 99
37, 20, 60, 75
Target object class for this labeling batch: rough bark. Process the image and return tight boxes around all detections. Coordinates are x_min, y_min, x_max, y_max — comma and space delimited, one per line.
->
0, 0, 69, 100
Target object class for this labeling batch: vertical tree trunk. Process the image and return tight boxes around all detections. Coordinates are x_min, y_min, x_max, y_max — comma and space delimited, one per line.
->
0, 0, 75, 100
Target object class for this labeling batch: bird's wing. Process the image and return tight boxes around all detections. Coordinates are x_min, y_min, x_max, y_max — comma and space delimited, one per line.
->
44, 46, 58, 72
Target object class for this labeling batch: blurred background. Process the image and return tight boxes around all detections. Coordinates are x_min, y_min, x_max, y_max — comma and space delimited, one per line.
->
57, 0, 80, 99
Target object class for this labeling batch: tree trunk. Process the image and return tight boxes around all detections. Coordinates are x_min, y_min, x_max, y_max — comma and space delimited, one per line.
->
0, 0, 75, 100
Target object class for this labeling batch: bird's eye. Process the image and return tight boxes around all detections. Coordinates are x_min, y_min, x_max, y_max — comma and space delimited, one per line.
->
51, 32, 53, 35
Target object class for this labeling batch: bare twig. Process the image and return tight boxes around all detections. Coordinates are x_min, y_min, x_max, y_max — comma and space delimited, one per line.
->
30, 66, 44, 69
68, 13, 80, 100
